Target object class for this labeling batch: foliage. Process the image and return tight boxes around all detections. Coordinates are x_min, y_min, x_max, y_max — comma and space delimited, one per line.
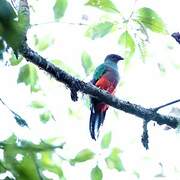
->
70, 149, 95, 165
0, 0, 25, 55
53, 0, 68, 21
0, 135, 65, 180
105, 147, 124, 171
85, 21, 114, 39
135, 7, 168, 34
118, 31, 136, 65
101, 131, 112, 149
91, 165, 103, 180
0, 0, 178, 179
81, 51, 94, 75
84, 0, 167, 65
34, 35, 54, 52
17, 64, 39, 92
86, 0, 120, 13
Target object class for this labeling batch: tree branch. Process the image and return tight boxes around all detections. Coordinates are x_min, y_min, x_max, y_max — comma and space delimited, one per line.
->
19, 42, 180, 129
11, 0, 180, 131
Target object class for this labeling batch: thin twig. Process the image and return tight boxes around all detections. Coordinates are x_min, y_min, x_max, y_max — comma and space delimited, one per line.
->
31, 21, 88, 27
154, 99, 180, 112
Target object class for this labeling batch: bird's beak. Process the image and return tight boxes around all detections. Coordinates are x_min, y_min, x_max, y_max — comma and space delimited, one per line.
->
118, 56, 124, 61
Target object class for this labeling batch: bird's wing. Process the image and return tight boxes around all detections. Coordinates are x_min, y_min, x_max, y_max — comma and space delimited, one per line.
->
92, 64, 118, 93
91, 64, 106, 84
92, 67, 118, 113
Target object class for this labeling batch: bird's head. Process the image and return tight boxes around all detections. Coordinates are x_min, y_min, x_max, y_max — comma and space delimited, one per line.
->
104, 54, 124, 63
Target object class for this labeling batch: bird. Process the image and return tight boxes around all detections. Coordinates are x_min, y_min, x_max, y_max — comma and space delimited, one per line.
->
89, 54, 124, 140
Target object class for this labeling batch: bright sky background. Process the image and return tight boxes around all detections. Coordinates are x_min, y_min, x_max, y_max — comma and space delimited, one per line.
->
0, 0, 180, 179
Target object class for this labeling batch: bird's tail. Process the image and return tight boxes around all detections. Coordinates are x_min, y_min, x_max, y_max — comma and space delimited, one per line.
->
89, 108, 106, 140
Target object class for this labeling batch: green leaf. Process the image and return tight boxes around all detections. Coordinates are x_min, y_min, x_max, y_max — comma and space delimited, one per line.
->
81, 51, 94, 76
86, 0, 120, 13
101, 131, 112, 149
12, 153, 41, 180
118, 31, 136, 64
0, 0, 17, 23
40, 151, 64, 179
17, 64, 39, 91
2, 138, 64, 179
70, 149, 95, 165
18, 140, 64, 152
0, 1, 23, 53
3, 136, 41, 180
136, 7, 168, 34
105, 147, 124, 171
4, 134, 17, 144
13, 112, 29, 127
2, 21, 24, 53
86, 22, 114, 40
36, 35, 54, 51
9, 54, 22, 66
3, 135, 63, 154
40, 111, 52, 123
0, 161, 7, 173
43, 137, 63, 145
91, 165, 103, 180
53, 0, 68, 20
52, 59, 79, 77
31, 101, 45, 109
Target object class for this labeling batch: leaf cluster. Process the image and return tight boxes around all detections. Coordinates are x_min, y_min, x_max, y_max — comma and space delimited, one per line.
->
0, 0, 25, 56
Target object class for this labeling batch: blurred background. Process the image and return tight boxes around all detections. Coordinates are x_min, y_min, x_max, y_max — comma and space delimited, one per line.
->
0, 0, 180, 179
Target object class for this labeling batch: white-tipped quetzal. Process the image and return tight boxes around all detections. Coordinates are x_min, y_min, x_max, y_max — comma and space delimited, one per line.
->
90, 54, 124, 140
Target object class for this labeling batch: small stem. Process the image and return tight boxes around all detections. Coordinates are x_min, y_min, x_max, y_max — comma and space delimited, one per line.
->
154, 99, 180, 112
0, 98, 11, 112
31, 21, 88, 27
127, 0, 138, 21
